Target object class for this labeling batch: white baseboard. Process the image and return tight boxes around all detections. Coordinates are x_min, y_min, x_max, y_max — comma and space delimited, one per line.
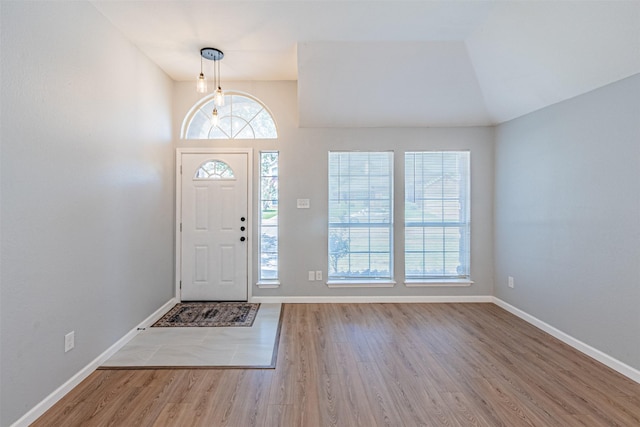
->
250, 295, 493, 304
11, 298, 178, 427
493, 297, 640, 384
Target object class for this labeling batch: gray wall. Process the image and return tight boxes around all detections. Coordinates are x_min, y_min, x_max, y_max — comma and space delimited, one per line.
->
174, 81, 495, 298
0, 2, 175, 425
3, 1, 636, 423
494, 73, 640, 370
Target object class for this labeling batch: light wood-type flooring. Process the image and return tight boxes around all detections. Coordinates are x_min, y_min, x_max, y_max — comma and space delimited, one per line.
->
33, 303, 640, 426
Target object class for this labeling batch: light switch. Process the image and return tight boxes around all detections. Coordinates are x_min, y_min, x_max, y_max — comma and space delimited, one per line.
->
297, 199, 310, 209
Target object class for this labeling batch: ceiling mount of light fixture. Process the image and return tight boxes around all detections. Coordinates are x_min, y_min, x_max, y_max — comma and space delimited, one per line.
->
200, 47, 224, 61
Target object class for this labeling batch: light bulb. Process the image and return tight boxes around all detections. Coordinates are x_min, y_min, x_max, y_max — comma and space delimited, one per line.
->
211, 108, 219, 127
196, 73, 207, 93
214, 87, 225, 106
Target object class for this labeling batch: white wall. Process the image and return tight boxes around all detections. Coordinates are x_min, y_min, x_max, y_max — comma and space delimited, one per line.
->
494, 73, 640, 371
174, 81, 495, 299
0, 2, 174, 425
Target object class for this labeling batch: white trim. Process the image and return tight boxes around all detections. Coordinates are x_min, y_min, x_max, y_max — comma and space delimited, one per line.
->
405, 279, 474, 287
256, 280, 280, 289
493, 297, 640, 384
250, 295, 493, 304
175, 152, 182, 299
175, 148, 254, 302
10, 298, 178, 427
326, 280, 396, 288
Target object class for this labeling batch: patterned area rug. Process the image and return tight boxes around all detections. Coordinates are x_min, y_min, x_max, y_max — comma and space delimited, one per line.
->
152, 302, 260, 327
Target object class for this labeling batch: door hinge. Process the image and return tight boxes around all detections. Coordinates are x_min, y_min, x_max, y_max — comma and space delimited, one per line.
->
180, 165, 182, 174
180, 223, 182, 232
180, 281, 182, 289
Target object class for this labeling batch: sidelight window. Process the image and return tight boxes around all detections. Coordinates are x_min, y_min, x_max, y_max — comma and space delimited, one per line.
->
259, 152, 279, 282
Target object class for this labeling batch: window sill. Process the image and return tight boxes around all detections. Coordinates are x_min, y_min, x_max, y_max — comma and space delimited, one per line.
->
404, 279, 474, 287
256, 280, 280, 289
326, 280, 396, 288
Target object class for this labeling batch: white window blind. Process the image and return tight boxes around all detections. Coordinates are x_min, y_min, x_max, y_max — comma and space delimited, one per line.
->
328, 152, 393, 280
405, 151, 470, 280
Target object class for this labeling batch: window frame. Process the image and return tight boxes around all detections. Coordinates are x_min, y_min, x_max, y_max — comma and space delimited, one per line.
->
257, 151, 280, 287
404, 150, 472, 287
327, 151, 395, 287
181, 91, 278, 140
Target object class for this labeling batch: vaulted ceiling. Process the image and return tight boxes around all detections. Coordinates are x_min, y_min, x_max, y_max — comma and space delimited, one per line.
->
90, 1, 640, 127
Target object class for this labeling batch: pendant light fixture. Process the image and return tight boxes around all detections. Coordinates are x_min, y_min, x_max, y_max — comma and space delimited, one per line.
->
196, 53, 207, 93
211, 108, 220, 127
196, 47, 225, 125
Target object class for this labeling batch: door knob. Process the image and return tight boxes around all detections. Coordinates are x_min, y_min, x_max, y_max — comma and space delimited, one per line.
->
240, 236, 246, 242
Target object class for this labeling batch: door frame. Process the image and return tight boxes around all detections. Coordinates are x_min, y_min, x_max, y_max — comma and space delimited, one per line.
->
175, 147, 254, 302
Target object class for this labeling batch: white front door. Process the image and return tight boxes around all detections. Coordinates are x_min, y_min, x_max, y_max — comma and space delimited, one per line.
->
180, 152, 249, 301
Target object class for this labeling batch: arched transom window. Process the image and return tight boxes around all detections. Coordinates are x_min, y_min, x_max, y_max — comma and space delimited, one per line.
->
183, 92, 278, 140
194, 160, 235, 179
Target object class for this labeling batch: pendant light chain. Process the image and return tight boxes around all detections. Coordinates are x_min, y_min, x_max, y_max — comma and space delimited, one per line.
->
214, 54, 225, 107
196, 53, 207, 93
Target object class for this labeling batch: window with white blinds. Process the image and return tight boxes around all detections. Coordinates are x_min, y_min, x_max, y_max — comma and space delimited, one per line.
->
328, 152, 393, 281
405, 151, 470, 280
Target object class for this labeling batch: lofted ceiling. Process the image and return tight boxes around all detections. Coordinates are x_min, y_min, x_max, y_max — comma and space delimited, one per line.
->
90, 0, 640, 127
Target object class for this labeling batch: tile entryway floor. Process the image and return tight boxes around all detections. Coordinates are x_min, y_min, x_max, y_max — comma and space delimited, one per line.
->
101, 303, 281, 368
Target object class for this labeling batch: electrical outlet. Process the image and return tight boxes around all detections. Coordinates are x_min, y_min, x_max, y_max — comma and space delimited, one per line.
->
65, 331, 75, 352
508, 276, 514, 289
308, 271, 315, 281
297, 199, 310, 209
315, 270, 323, 281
